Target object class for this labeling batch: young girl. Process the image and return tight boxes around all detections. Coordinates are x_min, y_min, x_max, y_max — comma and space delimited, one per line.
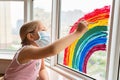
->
4, 20, 88, 80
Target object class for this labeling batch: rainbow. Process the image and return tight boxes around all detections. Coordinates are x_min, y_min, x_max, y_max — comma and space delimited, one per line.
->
63, 6, 110, 73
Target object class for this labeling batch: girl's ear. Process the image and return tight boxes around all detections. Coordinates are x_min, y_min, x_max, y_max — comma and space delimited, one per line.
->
26, 33, 34, 41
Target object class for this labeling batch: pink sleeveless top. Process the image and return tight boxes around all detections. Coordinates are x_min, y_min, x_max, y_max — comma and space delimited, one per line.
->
4, 46, 41, 80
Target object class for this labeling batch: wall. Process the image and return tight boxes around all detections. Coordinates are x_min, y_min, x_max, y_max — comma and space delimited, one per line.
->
0, 59, 11, 74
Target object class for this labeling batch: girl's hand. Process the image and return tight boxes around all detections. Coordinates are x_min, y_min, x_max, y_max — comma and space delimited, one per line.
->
75, 20, 88, 34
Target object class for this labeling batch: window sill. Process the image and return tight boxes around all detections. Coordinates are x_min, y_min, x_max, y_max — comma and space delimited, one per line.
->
45, 63, 96, 80
46, 65, 87, 80
0, 53, 14, 60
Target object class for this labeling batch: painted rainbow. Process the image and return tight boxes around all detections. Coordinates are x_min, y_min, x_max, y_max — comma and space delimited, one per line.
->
63, 6, 110, 73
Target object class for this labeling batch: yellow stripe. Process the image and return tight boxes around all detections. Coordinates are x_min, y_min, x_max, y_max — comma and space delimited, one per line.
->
88, 19, 108, 29
68, 38, 79, 67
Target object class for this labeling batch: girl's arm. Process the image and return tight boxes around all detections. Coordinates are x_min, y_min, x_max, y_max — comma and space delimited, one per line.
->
18, 20, 88, 63
39, 59, 49, 80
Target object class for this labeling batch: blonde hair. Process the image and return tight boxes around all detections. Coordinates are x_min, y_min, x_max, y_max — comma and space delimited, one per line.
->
20, 20, 40, 46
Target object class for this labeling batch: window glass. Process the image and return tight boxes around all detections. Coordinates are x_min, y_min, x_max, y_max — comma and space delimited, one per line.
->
33, 0, 52, 62
0, 1, 24, 51
58, 0, 113, 80
33, 0, 52, 34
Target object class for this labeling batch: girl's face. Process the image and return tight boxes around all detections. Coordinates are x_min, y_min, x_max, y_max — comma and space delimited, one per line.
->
29, 22, 47, 43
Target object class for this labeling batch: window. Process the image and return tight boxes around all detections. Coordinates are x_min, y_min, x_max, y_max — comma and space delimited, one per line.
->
33, 0, 52, 34
0, 1, 24, 51
57, 0, 113, 80
33, 0, 52, 62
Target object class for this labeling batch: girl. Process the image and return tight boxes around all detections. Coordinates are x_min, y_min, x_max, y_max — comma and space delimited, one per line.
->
4, 20, 88, 80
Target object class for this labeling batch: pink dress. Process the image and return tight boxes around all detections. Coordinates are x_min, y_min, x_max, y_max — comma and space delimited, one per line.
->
4, 46, 41, 80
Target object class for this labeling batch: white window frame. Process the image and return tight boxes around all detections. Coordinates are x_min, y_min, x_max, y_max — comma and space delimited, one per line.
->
24, 0, 33, 22
107, 0, 120, 80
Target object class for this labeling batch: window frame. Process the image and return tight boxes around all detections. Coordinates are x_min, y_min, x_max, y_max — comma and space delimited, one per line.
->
49, 0, 120, 80
107, 0, 120, 80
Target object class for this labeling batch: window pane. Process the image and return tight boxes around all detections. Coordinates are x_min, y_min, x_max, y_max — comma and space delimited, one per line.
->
0, 1, 24, 51
33, 0, 52, 62
33, 0, 52, 34
58, 0, 113, 80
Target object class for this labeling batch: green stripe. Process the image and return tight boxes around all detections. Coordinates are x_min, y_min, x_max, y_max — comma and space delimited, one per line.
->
72, 26, 108, 68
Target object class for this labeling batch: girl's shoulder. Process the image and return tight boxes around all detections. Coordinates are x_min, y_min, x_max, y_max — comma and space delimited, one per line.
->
18, 45, 38, 56
21, 45, 37, 51
16, 45, 37, 64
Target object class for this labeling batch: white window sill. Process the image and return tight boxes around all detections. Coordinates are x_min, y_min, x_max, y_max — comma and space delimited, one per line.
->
0, 53, 14, 60
46, 64, 95, 80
